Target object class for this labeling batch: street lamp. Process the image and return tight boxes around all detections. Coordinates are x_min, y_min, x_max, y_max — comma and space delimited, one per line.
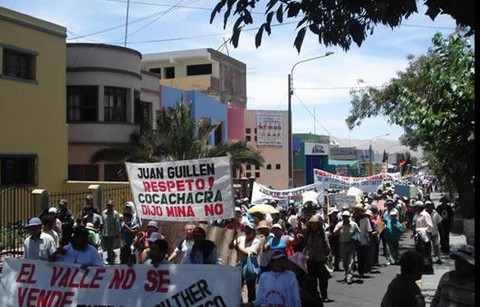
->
288, 51, 334, 187
369, 133, 390, 175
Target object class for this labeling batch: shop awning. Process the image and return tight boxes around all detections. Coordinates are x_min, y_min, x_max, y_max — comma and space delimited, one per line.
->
328, 159, 359, 167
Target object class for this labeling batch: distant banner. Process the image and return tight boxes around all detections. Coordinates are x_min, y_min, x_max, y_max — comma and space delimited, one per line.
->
313, 169, 384, 193
327, 194, 357, 209
251, 182, 322, 204
385, 172, 402, 181
256, 113, 283, 146
125, 156, 234, 221
0, 259, 241, 307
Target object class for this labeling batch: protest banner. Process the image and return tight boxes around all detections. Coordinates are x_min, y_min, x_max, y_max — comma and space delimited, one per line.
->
250, 182, 323, 205
327, 194, 357, 210
0, 258, 242, 307
125, 156, 234, 221
313, 169, 384, 194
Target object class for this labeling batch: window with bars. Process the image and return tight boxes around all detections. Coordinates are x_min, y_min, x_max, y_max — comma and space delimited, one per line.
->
0, 155, 37, 186
104, 87, 127, 122
68, 165, 99, 181
67, 86, 98, 122
104, 164, 125, 181
2, 46, 36, 81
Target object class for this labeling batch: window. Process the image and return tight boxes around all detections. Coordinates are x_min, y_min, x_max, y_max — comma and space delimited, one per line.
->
186, 64, 212, 76
2, 46, 36, 81
255, 165, 260, 170
165, 67, 175, 79
276, 164, 281, 170
255, 172, 260, 178
214, 123, 223, 145
104, 164, 125, 181
149, 68, 161, 75
67, 86, 98, 122
134, 91, 152, 129
68, 165, 98, 181
246, 135, 251, 142
245, 165, 251, 170
245, 128, 251, 134
104, 87, 127, 122
0, 155, 37, 186
266, 164, 271, 170
246, 172, 252, 178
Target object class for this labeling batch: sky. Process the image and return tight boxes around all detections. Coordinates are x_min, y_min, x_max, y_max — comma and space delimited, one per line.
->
1, 0, 458, 145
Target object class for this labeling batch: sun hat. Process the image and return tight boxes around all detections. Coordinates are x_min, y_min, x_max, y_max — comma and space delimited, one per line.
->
365, 209, 373, 216
26, 217, 42, 227
85, 195, 94, 201
271, 223, 283, 230
288, 252, 308, 273
48, 207, 58, 214
147, 232, 165, 242
353, 203, 366, 213
85, 222, 96, 232
450, 244, 474, 266
147, 220, 159, 230
424, 200, 434, 206
256, 220, 270, 230
341, 210, 351, 217
389, 209, 399, 216
270, 250, 287, 262
327, 207, 339, 216
58, 199, 68, 206
306, 215, 322, 224
413, 200, 425, 208
385, 198, 395, 206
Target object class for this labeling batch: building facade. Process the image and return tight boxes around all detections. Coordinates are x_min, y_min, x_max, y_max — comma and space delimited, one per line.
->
243, 110, 289, 189
66, 43, 160, 181
292, 133, 330, 186
0, 7, 68, 190
142, 48, 247, 109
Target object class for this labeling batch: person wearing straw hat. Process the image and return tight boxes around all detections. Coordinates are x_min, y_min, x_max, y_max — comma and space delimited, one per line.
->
301, 215, 332, 303
352, 203, 372, 277
247, 250, 301, 307
255, 220, 272, 275
229, 222, 260, 303
333, 210, 360, 284
286, 252, 324, 306
431, 244, 475, 307
412, 200, 434, 274
23, 217, 58, 261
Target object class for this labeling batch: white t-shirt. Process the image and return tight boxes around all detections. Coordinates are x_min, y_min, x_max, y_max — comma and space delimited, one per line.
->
233, 235, 261, 265
23, 233, 57, 261
57, 243, 103, 266
358, 217, 372, 245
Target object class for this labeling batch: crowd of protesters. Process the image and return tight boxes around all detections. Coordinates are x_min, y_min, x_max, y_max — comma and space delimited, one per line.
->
20, 182, 473, 306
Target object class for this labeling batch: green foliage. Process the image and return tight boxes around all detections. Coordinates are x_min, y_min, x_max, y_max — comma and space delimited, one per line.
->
346, 29, 474, 217
210, 0, 474, 52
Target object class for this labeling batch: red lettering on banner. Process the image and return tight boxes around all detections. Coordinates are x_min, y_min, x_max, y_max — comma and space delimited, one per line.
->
204, 203, 224, 216
142, 179, 206, 192
16, 263, 36, 284
166, 205, 195, 217
18, 287, 74, 307
90, 267, 106, 288
142, 204, 163, 216
108, 268, 136, 289
144, 269, 171, 292
50, 266, 105, 289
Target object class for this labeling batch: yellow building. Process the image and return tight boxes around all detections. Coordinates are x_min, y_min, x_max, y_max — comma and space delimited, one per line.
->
0, 7, 68, 191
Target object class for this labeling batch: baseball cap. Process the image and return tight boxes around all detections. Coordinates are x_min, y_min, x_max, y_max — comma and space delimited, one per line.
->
26, 217, 42, 227
341, 211, 351, 217
48, 207, 58, 214
389, 209, 399, 216
271, 223, 283, 230
147, 220, 159, 230
147, 232, 165, 242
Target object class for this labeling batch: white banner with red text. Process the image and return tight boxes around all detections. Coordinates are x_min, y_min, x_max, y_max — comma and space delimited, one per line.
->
0, 259, 242, 307
125, 157, 234, 221
250, 182, 325, 205
313, 169, 384, 194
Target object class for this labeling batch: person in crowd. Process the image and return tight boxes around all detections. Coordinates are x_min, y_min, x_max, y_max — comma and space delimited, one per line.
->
247, 250, 301, 307
48, 207, 63, 244
263, 223, 296, 257
120, 206, 139, 265
381, 198, 396, 259
142, 233, 170, 266
225, 207, 246, 232
83, 204, 103, 233
286, 252, 324, 307
57, 199, 74, 246
168, 223, 196, 263
101, 200, 121, 264
229, 222, 261, 303
425, 200, 443, 264
255, 220, 272, 274
124, 201, 139, 224
136, 220, 162, 264
412, 200, 434, 274
183, 226, 221, 264
369, 205, 381, 268
384, 209, 403, 265
326, 207, 341, 271
23, 217, 58, 261
56, 226, 103, 268
250, 211, 268, 228
436, 195, 454, 254
301, 215, 332, 303
333, 210, 360, 284
431, 244, 475, 307
42, 214, 60, 247
352, 204, 372, 277
381, 250, 425, 307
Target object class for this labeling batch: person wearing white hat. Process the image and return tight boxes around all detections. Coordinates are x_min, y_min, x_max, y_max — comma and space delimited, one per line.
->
431, 244, 475, 307
327, 207, 341, 271
383, 209, 403, 265
333, 210, 360, 284
23, 217, 57, 261
101, 200, 121, 264
48, 207, 63, 243
136, 220, 161, 264
412, 200, 434, 274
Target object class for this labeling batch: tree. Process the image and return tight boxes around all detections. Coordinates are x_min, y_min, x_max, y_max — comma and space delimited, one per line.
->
210, 0, 474, 52
345, 30, 474, 223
